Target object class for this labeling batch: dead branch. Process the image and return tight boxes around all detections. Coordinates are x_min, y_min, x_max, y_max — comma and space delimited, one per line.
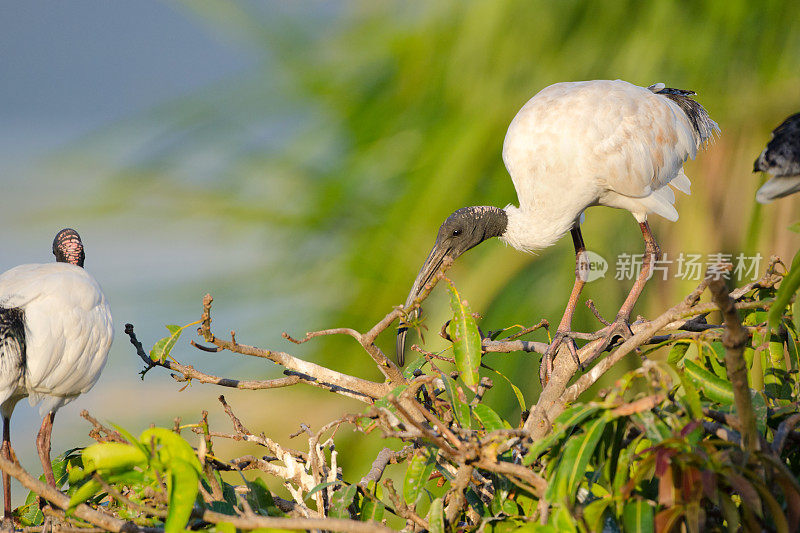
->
126, 323, 382, 403
359, 446, 413, 486
81, 410, 126, 444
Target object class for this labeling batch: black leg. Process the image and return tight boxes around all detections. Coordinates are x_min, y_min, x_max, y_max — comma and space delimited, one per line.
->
2, 417, 11, 520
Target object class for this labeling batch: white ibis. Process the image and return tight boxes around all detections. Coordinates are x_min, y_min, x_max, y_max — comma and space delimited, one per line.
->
754, 112, 800, 203
0, 229, 113, 519
397, 80, 717, 383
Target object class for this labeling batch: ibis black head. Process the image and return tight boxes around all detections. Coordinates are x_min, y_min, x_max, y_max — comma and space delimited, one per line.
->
396, 206, 507, 365
53, 228, 85, 267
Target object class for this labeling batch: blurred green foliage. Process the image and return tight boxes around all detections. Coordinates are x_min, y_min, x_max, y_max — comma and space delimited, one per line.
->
64, 0, 800, 483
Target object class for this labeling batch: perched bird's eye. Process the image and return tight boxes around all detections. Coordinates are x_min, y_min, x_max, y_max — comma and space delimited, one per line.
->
452, 229, 462, 237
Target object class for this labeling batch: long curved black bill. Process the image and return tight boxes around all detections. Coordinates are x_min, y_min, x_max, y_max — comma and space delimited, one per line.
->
396, 245, 449, 365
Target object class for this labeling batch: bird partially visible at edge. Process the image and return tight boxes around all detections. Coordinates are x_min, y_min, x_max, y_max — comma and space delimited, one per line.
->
754, 112, 800, 203
0, 229, 113, 522
396, 79, 718, 384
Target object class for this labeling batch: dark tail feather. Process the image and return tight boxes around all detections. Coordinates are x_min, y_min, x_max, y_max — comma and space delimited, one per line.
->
0, 307, 26, 374
648, 84, 719, 148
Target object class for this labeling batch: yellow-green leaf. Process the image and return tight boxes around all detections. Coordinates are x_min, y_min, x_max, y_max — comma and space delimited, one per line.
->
546, 414, 609, 503
427, 497, 445, 533
769, 248, 800, 333
149, 321, 197, 362
165, 458, 199, 533
473, 403, 507, 432
623, 500, 654, 533
81, 442, 148, 473
67, 479, 102, 512
447, 282, 481, 386
683, 359, 734, 405
524, 404, 600, 464
404, 450, 434, 505
140, 427, 202, 473
329, 484, 358, 519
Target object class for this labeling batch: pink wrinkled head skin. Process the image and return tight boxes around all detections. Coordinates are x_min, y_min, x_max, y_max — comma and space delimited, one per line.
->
52, 228, 85, 267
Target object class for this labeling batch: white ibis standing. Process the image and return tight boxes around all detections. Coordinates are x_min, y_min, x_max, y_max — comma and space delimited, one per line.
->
0, 229, 113, 519
754, 112, 800, 203
397, 80, 717, 383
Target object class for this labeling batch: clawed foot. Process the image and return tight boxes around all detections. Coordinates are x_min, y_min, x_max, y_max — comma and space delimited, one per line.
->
540, 330, 582, 387
540, 316, 635, 386
585, 316, 633, 360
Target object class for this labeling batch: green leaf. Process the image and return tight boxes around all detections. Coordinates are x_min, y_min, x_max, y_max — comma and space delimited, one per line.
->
360, 495, 385, 522
447, 282, 482, 386
427, 497, 445, 533
683, 359, 734, 405
546, 414, 609, 504
140, 427, 203, 473
442, 374, 471, 429
68, 479, 102, 512
18, 450, 81, 523
329, 484, 358, 519
165, 458, 200, 533
473, 403, 507, 432
303, 481, 338, 501
404, 450, 435, 505
667, 341, 691, 365
677, 367, 703, 419
82, 442, 148, 472
718, 491, 741, 532
623, 500, 654, 533
246, 477, 281, 516
511, 525, 558, 532
50, 448, 81, 488
402, 355, 428, 379
583, 498, 612, 532
68, 465, 86, 484
550, 506, 577, 532
16, 497, 44, 527
213, 523, 236, 533
769, 248, 800, 334
752, 391, 768, 435
150, 322, 197, 362
524, 404, 600, 464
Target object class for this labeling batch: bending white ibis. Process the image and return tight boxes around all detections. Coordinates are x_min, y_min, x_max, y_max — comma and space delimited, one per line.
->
754, 112, 800, 203
397, 80, 717, 383
0, 229, 113, 519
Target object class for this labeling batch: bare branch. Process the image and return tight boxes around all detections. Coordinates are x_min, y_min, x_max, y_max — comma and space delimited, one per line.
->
359, 446, 413, 486
709, 275, 759, 453
126, 323, 383, 403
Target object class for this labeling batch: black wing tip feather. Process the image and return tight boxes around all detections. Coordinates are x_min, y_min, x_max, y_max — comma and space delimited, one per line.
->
656, 87, 697, 97
0, 307, 26, 364
649, 83, 718, 146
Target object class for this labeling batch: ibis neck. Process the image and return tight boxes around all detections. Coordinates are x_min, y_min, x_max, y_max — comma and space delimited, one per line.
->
499, 204, 576, 252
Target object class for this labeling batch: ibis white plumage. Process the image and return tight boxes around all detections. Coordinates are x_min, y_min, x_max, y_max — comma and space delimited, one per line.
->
0, 229, 113, 519
754, 112, 800, 203
397, 80, 717, 382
